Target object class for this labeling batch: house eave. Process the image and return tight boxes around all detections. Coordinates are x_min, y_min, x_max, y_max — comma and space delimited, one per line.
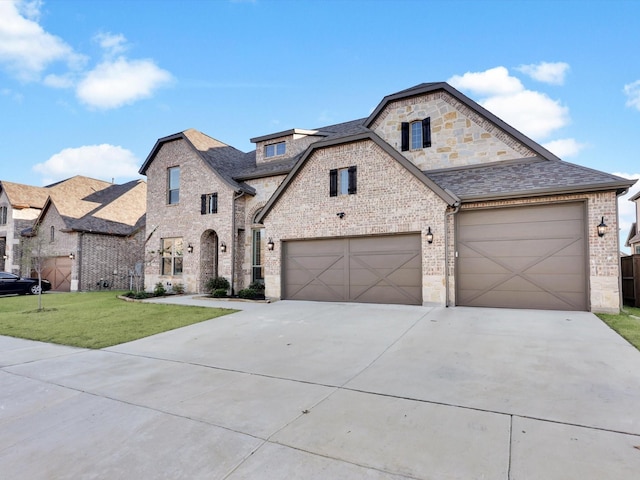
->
457, 182, 635, 203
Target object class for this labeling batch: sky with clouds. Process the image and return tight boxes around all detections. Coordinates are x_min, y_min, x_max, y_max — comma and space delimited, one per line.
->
0, 0, 639, 249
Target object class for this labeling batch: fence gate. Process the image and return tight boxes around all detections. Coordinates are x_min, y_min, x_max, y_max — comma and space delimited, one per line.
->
621, 255, 640, 307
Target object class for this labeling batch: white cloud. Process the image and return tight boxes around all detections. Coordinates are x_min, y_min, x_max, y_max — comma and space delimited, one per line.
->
33, 144, 142, 184
448, 66, 523, 96
94, 32, 128, 57
448, 66, 570, 140
613, 172, 640, 249
0, 0, 85, 81
542, 138, 587, 158
517, 62, 570, 85
76, 57, 173, 109
624, 80, 640, 111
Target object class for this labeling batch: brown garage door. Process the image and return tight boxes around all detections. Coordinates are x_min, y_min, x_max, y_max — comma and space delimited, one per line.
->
457, 202, 587, 311
41, 256, 72, 292
283, 234, 422, 305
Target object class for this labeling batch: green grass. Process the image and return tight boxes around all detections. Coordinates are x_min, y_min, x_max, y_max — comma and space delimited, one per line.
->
0, 291, 238, 349
597, 306, 640, 351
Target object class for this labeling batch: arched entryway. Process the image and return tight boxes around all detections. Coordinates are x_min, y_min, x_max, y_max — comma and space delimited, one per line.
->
199, 230, 219, 292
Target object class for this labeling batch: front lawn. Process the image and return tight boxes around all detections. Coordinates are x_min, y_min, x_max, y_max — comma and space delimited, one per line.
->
597, 306, 640, 351
0, 291, 238, 349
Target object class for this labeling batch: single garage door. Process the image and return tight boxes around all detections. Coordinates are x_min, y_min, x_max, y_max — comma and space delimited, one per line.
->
40, 256, 72, 292
457, 202, 587, 311
283, 234, 422, 305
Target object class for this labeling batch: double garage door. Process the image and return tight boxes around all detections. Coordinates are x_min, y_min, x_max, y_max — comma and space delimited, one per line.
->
457, 202, 587, 311
282, 234, 422, 305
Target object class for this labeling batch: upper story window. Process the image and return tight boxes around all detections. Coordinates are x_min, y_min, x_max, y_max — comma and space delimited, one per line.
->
329, 166, 357, 197
636, 245, 640, 254
0, 206, 7, 225
265, 142, 286, 158
161, 237, 183, 275
201, 193, 218, 214
167, 167, 180, 204
401, 118, 431, 151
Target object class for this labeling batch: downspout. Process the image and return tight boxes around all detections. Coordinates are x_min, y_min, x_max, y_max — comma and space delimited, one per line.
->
444, 194, 461, 308
230, 191, 245, 296
616, 188, 628, 312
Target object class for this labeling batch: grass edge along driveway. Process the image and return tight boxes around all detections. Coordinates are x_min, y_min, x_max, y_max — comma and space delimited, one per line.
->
0, 291, 238, 349
597, 306, 640, 351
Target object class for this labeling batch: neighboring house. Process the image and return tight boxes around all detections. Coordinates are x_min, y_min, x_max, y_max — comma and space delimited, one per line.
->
1, 176, 146, 292
0, 181, 53, 274
140, 82, 635, 313
625, 190, 640, 255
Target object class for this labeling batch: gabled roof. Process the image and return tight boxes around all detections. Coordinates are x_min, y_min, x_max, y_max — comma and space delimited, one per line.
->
366, 82, 563, 162
427, 158, 635, 201
139, 129, 255, 194
626, 222, 639, 247
255, 131, 461, 224
32, 178, 147, 236
0, 181, 49, 209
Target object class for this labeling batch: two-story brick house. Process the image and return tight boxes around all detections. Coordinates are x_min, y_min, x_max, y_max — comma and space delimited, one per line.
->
140, 82, 635, 312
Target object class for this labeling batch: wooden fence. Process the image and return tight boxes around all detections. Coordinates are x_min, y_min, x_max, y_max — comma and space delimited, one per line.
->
621, 254, 640, 307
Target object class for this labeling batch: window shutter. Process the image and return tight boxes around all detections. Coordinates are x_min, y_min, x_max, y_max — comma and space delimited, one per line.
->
348, 166, 357, 194
401, 122, 409, 151
329, 169, 338, 197
422, 117, 431, 148
200, 194, 206, 214
212, 193, 218, 214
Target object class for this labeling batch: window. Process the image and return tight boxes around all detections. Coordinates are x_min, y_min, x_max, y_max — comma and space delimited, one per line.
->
50, 226, 55, 243
252, 228, 265, 283
401, 118, 431, 151
167, 167, 180, 204
329, 166, 357, 196
265, 142, 286, 158
0, 206, 7, 225
636, 245, 640, 254
201, 193, 218, 214
161, 237, 183, 275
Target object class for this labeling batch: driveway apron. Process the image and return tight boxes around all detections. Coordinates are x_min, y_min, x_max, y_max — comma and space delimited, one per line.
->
1, 301, 639, 479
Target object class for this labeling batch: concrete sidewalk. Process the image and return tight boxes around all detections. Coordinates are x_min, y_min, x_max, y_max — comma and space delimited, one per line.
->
1, 302, 639, 479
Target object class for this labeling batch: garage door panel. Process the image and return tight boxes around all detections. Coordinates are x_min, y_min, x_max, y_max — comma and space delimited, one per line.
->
283, 235, 422, 305
457, 203, 587, 311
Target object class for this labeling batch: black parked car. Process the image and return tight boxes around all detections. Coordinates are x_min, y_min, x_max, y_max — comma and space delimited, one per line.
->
0, 272, 52, 295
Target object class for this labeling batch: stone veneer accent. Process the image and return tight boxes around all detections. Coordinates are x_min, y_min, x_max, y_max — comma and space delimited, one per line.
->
262, 138, 449, 305
370, 91, 537, 171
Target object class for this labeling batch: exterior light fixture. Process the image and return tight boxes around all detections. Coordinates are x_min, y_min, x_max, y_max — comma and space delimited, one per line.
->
220, 242, 227, 253
69, 253, 75, 260
426, 227, 434, 244
267, 238, 275, 251
2, 254, 7, 260
597, 217, 607, 237
187, 243, 194, 254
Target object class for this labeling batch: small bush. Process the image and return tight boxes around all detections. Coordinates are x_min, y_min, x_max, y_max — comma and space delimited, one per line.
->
173, 283, 185, 294
212, 288, 228, 298
205, 277, 230, 294
238, 288, 257, 299
154, 282, 166, 297
248, 281, 265, 292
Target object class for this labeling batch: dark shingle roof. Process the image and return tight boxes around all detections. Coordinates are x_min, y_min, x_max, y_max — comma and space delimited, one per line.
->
426, 158, 635, 201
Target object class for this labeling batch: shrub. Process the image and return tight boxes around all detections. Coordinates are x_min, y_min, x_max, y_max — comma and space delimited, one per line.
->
154, 282, 166, 297
173, 283, 185, 294
248, 281, 265, 292
205, 277, 230, 294
238, 288, 257, 299
212, 288, 228, 298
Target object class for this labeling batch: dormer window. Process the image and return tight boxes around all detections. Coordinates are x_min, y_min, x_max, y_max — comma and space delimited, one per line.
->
265, 142, 286, 158
401, 118, 431, 151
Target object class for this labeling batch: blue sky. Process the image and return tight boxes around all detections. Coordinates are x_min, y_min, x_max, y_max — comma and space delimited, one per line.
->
1, 0, 639, 247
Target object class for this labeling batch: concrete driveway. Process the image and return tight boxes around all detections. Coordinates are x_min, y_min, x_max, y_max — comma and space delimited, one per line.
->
1, 300, 639, 479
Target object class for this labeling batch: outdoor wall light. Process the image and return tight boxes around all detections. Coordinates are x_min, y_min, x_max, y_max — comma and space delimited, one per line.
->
597, 217, 607, 237
267, 238, 275, 251
2, 254, 7, 260
187, 243, 194, 254
220, 242, 227, 253
426, 227, 434, 244
69, 253, 75, 260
